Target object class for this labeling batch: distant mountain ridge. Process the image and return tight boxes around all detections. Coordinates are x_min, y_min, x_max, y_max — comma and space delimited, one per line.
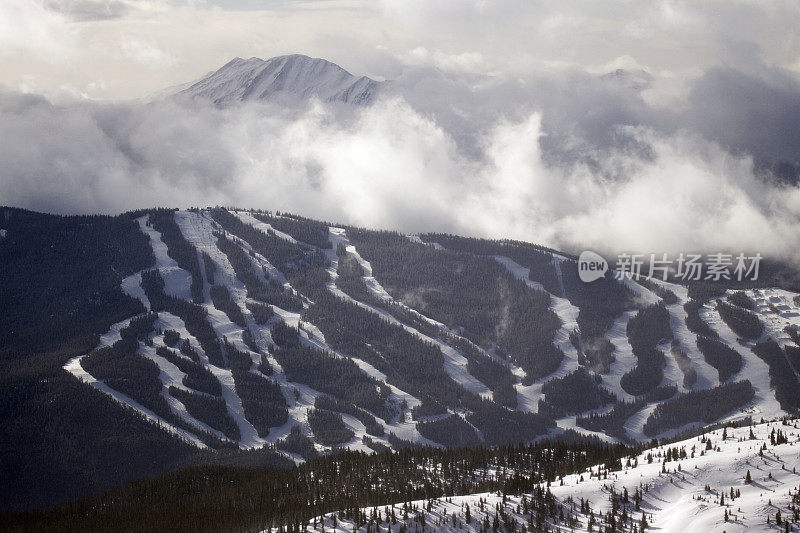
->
175, 54, 384, 106
171, 53, 665, 112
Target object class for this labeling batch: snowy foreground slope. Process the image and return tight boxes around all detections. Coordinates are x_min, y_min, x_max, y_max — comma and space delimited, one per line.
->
63, 208, 800, 460
284, 420, 800, 533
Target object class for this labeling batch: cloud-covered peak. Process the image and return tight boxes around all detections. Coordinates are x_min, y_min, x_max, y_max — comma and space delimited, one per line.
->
175, 54, 385, 106
3, 0, 800, 265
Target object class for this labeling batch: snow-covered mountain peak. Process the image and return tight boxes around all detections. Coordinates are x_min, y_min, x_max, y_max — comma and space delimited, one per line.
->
176, 54, 384, 106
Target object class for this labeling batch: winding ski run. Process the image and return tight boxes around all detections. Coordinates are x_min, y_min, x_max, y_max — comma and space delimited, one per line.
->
66, 209, 800, 456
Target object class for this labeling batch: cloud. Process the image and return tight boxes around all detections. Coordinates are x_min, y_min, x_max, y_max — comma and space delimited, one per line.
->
2, 0, 800, 263
2, 86, 800, 264
2, 0, 800, 102
0, 0, 76, 61
120, 37, 175, 67
44, 0, 130, 21
681, 64, 800, 181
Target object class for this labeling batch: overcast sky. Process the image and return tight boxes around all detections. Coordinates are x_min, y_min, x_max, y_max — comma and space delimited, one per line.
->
2, 0, 800, 260
2, 0, 798, 100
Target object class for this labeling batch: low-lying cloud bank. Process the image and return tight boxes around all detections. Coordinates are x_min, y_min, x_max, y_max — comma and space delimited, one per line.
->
2, 62, 800, 262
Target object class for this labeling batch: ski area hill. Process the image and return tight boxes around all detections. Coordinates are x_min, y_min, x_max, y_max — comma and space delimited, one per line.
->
281, 419, 800, 533
3, 205, 800, 511
59, 208, 800, 452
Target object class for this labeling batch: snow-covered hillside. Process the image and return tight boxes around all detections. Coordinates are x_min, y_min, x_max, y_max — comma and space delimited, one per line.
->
288, 419, 800, 532
175, 55, 383, 106
63, 208, 800, 461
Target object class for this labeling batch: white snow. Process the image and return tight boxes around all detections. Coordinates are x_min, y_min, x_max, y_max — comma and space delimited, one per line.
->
702, 297, 785, 423
555, 420, 800, 532
176, 211, 427, 451
406, 234, 444, 250
97, 316, 132, 348
63, 208, 800, 454
492, 254, 582, 415
177, 54, 382, 106
234, 211, 299, 245
154, 311, 266, 448
600, 310, 639, 404
118, 214, 195, 307
120, 271, 150, 309
654, 279, 719, 391
492, 255, 547, 293
282, 419, 800, 533
326, 227, 493, 398
64, 354, 208, 449
136, 215, 193, 302
140, 341, 234, 443
623, 402, 661, 441
622, 276, 660, 306
554, 415, 619, 443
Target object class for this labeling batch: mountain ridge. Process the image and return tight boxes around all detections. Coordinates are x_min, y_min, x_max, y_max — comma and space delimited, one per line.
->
175, 54, 385, 106
3, 205, 800, 512
171, 53, 658, 108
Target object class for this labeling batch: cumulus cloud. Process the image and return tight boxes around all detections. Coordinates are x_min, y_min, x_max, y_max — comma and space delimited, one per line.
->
2, 82, 800, 263
2, 1, 800, 262
3, 0, 800, 101
0, 0, 75, 61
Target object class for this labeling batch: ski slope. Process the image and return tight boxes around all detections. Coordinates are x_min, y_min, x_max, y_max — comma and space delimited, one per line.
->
702, 296, 785, 422
326, 227, 494, 399
64, 208, 800, 455
655, 279, 719, 391
492, 254, 582, 414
